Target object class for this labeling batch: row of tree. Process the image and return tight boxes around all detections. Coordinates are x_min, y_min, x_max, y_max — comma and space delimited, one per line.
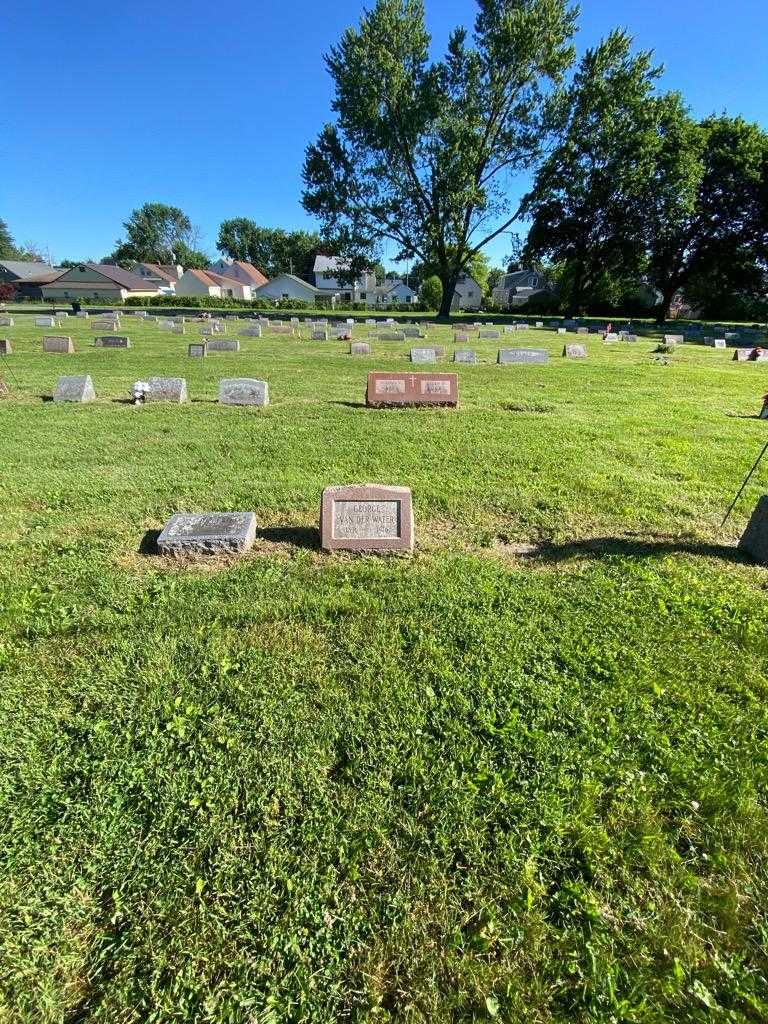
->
301, 0, 768, 320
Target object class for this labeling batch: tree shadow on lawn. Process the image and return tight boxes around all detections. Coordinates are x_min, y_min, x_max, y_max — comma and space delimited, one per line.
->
327, 400, 368, 409
519, 535, 754, 566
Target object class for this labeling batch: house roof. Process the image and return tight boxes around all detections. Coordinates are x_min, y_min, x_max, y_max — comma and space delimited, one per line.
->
185, 268, 221, 288
77, 263, 160, 291
18, 270, 67, 285
255, 273, 320, 294
381, 280, 415, 295
205, 270, 249, 289
230, 261, 267, 287
313, 255, 343, 274
0, 259, 57, 279
40, 264, 159, 291
138, 263, 178, 284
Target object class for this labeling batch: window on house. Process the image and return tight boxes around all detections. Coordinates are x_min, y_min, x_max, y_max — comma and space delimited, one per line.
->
360, 292, 366, 299
343, 293, 351, 301
282, 293, 289, 299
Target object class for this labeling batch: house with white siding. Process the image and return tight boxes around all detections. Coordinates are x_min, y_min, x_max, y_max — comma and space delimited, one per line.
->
208, 260, 268, 291
451, 272, 483, 311
254, 273, 321, 303
175, 269, 252, 300
313, 255, 377, 303
40, 263, 160, 301
376, 280, 417, 305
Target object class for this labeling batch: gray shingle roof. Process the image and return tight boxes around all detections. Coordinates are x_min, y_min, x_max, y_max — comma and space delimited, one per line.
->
0, 260, 57, 279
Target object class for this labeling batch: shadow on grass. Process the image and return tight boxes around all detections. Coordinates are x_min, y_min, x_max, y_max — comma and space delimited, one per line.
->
39, 395, 54, 402
256, 526, 320, 550
139, 530, 161, 555
519, 536, 753, 566
327, 400, 368, 409
726, 412, 763, 420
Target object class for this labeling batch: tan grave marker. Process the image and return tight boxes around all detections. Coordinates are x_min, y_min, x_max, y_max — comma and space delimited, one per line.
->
320, 484, 414, 553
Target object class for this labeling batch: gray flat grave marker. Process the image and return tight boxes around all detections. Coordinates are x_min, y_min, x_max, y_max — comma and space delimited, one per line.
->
157, 511, 257, 557
564, 344, 587, 358
54, 375, 95, 403
43, 336, 74, 353
320, 484, 414, 553
312, 328, 329, 340
239, 326, 263, 337
0, 316, 14, 327
36, 316, 56, 327
411, 347, 437, 363
479, 329, 500, 339
146, 377, 188, 403
188, 343, 207, 358
453, 349, 477, 363
94, 335, 130, 348
350, 342, 370, 355
664, 334, 684, 345
219, 378, 268, 406
380, 330, 406, 341
498, 348, 549, 364
403, 327, 424, 338
171, 325, 185, 335
207, 339, 240, 351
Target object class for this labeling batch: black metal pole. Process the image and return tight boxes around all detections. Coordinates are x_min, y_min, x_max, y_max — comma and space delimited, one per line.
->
721, 440, 768, 528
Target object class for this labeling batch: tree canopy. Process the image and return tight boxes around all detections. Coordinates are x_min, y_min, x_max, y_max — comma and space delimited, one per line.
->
108, 203, 208, 268
216, 220, 321, 280
644, 115, 768, 320
302, 0, 577, 316
522, 31, 683, 315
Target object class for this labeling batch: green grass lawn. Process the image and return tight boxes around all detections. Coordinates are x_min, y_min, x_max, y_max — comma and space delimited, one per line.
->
1, 315, 767, 1022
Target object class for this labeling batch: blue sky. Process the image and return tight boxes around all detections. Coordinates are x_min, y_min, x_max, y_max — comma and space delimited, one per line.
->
4, 0, 767, 272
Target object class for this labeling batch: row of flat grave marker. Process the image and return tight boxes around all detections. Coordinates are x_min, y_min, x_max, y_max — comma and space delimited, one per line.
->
158, 486, 768, 562
155, 484, 415, 558
52, 375, 271, 406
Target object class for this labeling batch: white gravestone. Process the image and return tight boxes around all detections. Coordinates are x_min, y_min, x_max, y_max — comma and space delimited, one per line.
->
219, 379, 269, 406
54, 375, 95, 403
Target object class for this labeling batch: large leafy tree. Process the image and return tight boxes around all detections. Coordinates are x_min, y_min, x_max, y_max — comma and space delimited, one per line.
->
522, 31, 683, 315
645, 116, 768, 321
108, 203, 208, 267
217, 219, 321, 280
302, 0, 577, 317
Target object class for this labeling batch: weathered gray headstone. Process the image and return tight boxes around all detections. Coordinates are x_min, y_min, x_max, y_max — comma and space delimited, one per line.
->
54, 375, 95, 403
577, 327, 589, 334
146, 377, 188, 403
157, 511, 257, 557
0, 338, 11, 355
350, 342, 370, 355
320, 484, 414, 553
403, 327, 424, 338
733, 348, 753, 362
171, 325, 185, 335
94, 335, 131, 348
188, 342, 207, 358
312, 329, 329, 341
738, 495, 768, 565
564, 344, 587, 358
239, 326, 263, 338
498, 348, 549, 364
43, 336, 74, 353
207, 339, 240, 352
0, 316, 13, 327
479, 329, 500, 339
411, 347, 437, 363
453, 349, 477, 363
76, 311, 89, 318
219, 378, 268, 406
36, 316, 56, 327
380, 331, 406, 341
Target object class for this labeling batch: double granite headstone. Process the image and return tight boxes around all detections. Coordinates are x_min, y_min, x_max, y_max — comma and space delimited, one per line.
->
497, 348, 549, 364
366, 371, 458, 407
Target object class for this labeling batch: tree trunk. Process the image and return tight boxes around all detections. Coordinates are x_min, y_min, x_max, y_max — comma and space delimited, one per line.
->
437, 271, 459, 319
656, 284, 677, 324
